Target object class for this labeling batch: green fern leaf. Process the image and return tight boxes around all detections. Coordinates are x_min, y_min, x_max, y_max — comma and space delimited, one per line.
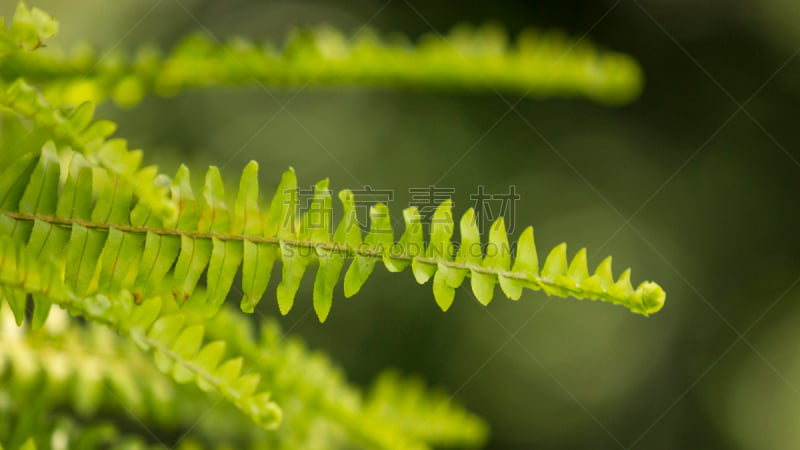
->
0, 147, 666, 324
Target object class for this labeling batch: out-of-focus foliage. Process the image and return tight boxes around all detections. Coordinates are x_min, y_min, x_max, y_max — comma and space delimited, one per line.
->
0, 24, 642, 108
0, 298, 488, 449
0, 1, 56, 54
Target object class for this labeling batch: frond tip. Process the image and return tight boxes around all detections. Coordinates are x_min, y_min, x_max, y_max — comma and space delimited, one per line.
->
0, 147, 666, 324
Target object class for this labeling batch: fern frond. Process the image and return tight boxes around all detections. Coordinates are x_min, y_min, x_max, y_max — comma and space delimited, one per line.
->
0, 145, 666, 324
0, 304, 178, 423
0, 236, 283, 431
201, 307, 488, 449
0, 303, 241, 448
128, 301, 284, 429
3, 23, 642, 107
0, 259, 484, 449
0, 143, 662, 445
363, 371, 489, 447
0, 301, 362, 449
1, 412, 156, 450
1, 413, 231, 450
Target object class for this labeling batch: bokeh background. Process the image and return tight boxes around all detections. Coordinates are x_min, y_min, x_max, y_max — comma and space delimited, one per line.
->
8, 0, 800, 448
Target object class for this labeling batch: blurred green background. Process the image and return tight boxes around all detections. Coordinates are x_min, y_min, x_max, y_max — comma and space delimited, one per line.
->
8, 0, 800, 448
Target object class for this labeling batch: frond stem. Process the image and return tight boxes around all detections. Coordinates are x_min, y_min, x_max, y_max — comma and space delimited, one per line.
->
1, 209, 614, 303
